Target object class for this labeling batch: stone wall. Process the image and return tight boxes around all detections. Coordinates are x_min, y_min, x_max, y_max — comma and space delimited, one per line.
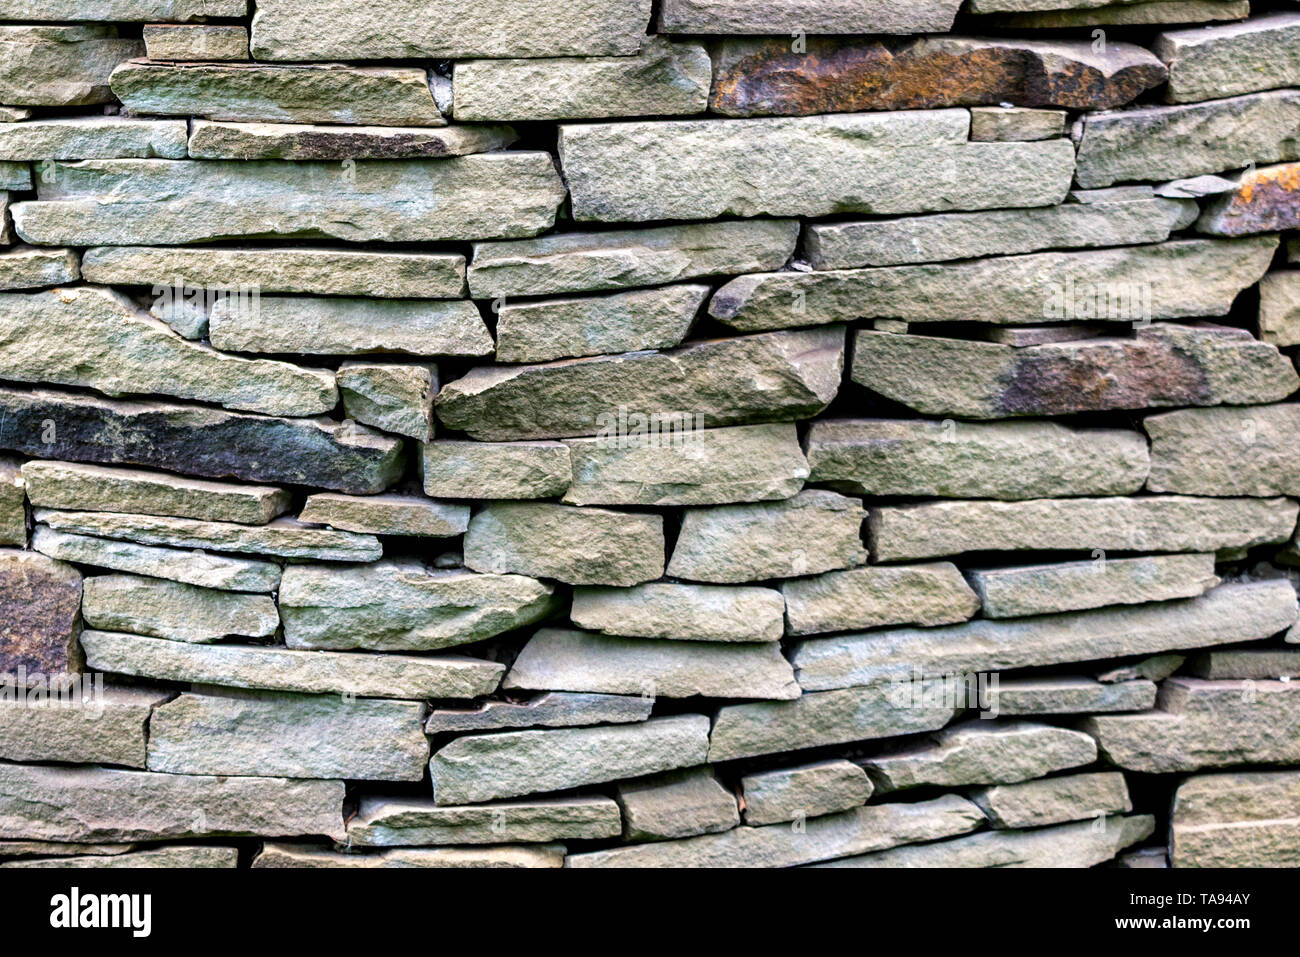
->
0, 0, 1298, 869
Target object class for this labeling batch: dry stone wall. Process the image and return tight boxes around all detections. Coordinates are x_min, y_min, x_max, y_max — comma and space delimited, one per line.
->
0, 0, 1299, 869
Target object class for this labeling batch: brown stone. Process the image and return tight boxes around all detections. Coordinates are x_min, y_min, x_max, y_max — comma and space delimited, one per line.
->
0, 549, 82, 679
1198, 162, 1300, 236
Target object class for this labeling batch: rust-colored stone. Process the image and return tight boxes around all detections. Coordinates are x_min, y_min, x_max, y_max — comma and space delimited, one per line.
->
709, 36, 1167, 117
0, 548, 83, 680
1198, 162, 1300, 236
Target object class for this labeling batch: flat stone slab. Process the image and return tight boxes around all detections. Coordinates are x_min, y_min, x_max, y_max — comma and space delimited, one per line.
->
188, 120, 516, 160
338, 362, 437, 441
252, 842, 564, 868
421, 441, 572, 500
616, 767, 739, 841
298, 493, 469, 538
0, 0, 247, 19
0, 246, 80, 292
741, 760, 873, 826
348, 795, 621, 847
659, 0, 963, 34
1189, 649, 1300, 679
1172, 770, 1300, 866
571, 582, 785, 642
972, 771, 1132, 829
983, 1, 1251, 29
3, 845, 239, 868
0, 25, 141, 107
82, 574, 278, 642
425, 692, 652, 734
0, 549, 83, 678
0, 117, 186, 160
987, 677, 1158, 716
782, 563, 979, 636
0, 684, 170, 768
1156, 13, 1300, 104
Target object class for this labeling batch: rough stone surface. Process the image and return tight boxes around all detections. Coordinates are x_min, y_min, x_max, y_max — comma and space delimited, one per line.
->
421, 441, 572, 500
1198, 162, 1300, 236
252, 842, 564, 868
143, 24, 248, 62
1156, 13, 1300, 104
188, 120, 515, 160
1146, 405, 1300, 496
970, 106, 1066, 140
0, 549, 83, 679
1172, 770, 1300, 866
0, 685, 170, 768
616, 767, 740, 841
425, 692, 652, 734
0, 26, 141, 107
741, 760, 873, 826
0, 117, 187, 160
988, 677, 1158, 715
299, 493, 468, 538
0, 247, 80, 292
972, 771, 1131, 828
1189, 649, 1300, 679
3, 845, 239, 868
659, 0, 962, 34
988, 1, 1250, 29
0, 0, 246, 20
570, 582, 785, 642
348, 795, 621, 847
337, 363, 436, 442
82, 574, 278, 642
782, 563, 978, 636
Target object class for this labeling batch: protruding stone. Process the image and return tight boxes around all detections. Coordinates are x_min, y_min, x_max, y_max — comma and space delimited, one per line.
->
1198, 162, 1300, 236
616, 767, 739, 841
0, 549, 83, 679
0, 118, 186, 160
421, 441, 572, 500
337, 362, 437, 442
1146, 405, 1300, 497
972, 771, 1131, 829
1172, 770, 1300, 866
659, 0, 962, 34
3, 845, 239, 869
425, 692, 652, 734
298, 493, 468, 538
143, 24, 248, 61
1155, 12, 1300, 104
0, 26, 141, 107
82, 574, 277, 643
0, 247, 80, 292
0, 685, 170, 768
571, 582, 785, 642
970, 106, 1066, 140
252, 842, 564, 868
782, 563, 979, 637
741, 760, 872, 826
988, 677, 1158, 715
984, 1, 1250, 29
0, 0, 246, 20
348, 795, 621, 847
188, 120, 516, 160
1259, 271, 1300, 346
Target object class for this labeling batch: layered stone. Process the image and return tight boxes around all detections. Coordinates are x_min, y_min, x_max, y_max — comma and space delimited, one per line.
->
987, 677, 1158, 715
252, 843, 564, 868
188, 120, 516, 160
1259, 272, 1300, 346
1155, 12, 1300, 103
5, 845, 239, 868
740, 760, 872, 826
0, 0, 247, 20
1146, 405, 1300, 496
570, 582, 785, 642
972, 772, 1131, 828
0, 550, 83, 678
970, 106, 1065, 140
298, 493, 468, 538
348, 795, 621, 847
659, 0, 962, 34
143, 24, 248, 61
0, 118, 186, 160
1172, 770, 1300, 866
1189, 649, 1300, 679
337, 363, 437, 442
616, 767, 739, 841
985, 1, 1250, 29
0, 247, 80, 292
781, 563, 979, 637
1198, 162, 1300, 236
421, 441, 572, 500
81, 574, 278, 642
0, 459, 22, 547
0, 685, 170, 768
0, 26, 141, 107
425, 692, 652, 734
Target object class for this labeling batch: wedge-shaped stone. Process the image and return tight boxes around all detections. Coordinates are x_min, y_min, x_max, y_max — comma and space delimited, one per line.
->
851, 324, 1297, 419
1147, 405, 1300, 496
1259, 271, 1300, 346
1189, 649, 1300, 679
349, 795, 621, 847
563, 423, 807, 507
430, 715, 710, 805
1172, 770, 1300, 866
568, 796, 983, 868
971, 106, 1066, 140
0, 762, 344, 842
464, 503, 664, 587
298, 493, 467, 538
1198, 162, 1300, 236
253, 842, 564, 868
571, 582, 784, 642
1074, 89, 1300, 188
143, 24, 247, 61
0, 247, 80, 292
37, 509, 381, 563
148, 691, 429, 782
0, 118, 185, 160
13, 156, 564, 245
82, 574, 277, 643
436, 327, 843, 441
863, 720, 1098, 793
279, 559, 556, 652
793, 581, 1299, 692
802, 194, 1191, 269
421, 441, 572, 500
0, 287, 336, 417
0, 685, 169, 768
782, 563, 979, 637
4, 845, 238, 869
616, 767, 739, 841
741, 760, 872, 826
806, 419, 1149, 500
989, 677, 1157, 715
504, 628, 800, 700
0, 0, 246, 19
986, 1, 1250, 29
455, 38, 710, 121
0, 389, 404, 494
1156, 13, 1300, 104
710, 36, 1164, 116
872, 496, 1297, 562
111, 60, 445, 126
0, 26, 141, 107
1096, 653, 1186, 684
560, 113, 1075, 222
820, 814, 1154, 868
972, 771, 1131, 829
659, 0, 962, 33
708, 683, 958, 762
969, 553, 1220, 618
467, 219, 799, 298
0, 549, 82, 678
188, 121, 515, 160
82, 246, 467, 299
250, 0, 652, 60
496, 286, 706, 363
669, 490, 866, 584
81, 630, 504, 700
425, 692, 652, 734
337, 363, 436, 441
714, 238, 1276, 329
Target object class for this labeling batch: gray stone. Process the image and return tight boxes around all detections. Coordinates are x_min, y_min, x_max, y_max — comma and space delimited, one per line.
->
1172, 770, 1300, 866
299, 493, 468, 538
0, 247, 80, 292
429, 715, 710, 805
0, 0, 246, 19
82, 574, 278, 642
741, 760, 872, 826
972, 771, 1131, 828
1259, 272, 1300, 346
143, 24, 248, 61
782, 563, 979, 637
425, 692, 652, 734
0, 118, 186, 160
1146, 405, 1300, 497
3, 845, 239, 869
188, 120, 516, 160
616, 767, 739, 841
1156, 12, 1300, 104
0, 549, 83, 679
338, 362, 437, 442
0, 458, 22, 547
571, 582, 785, 642
1189, 649, 1300, 679
0, 685, 170, 768
0, 26, 141, 107
988, 677, 1158, 715
669, 490, 866, 584
253, 842, 564, 868
970, 106, 1066, 141
421, 441, 572, 500
986, 1, 1249, 28
659, 0, 962, 33
1096, 653, 1186, 683
348, 795, 621, 847
504, 628, 799, 700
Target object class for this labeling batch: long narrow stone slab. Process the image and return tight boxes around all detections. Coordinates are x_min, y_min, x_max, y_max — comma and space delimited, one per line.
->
188, 120, 516, 161
82, 574, 278, 642
782, 564, 979, 636
616, 767, 739, 841
338, 362, 437, 441
984, 2, 1250, 29
1260, 271, 1300, 346
0, 26, 141, 107
252, 842, 564, 868
0, 459, 22, 547
0, 1, 246, 19
298, 493, 468, 538
1156, 13, 1300, 104
1189, 649, 1300, 679
348, 795, 621, 847
659, 0, 962, 34
421, 441, 572, 500
741, 761, 873, 826
0, 118, 186, 160
1172, 770, 1300, 866
971, 771, 1131, 829
571, 582, 785, 642
143, 23, 247, 62
987, 677, 1158, 715
0, 685, 170, 768
425, 692, 653, 734
1146, 405, 1300, 496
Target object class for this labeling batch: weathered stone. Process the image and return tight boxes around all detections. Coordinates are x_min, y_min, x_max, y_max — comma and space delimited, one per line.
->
0, 287, 337, 417
0, 685, 169, 768
659, 0, 962, 33
336, 363, 436, 442
430, 715, 710, 805
567, 795, 982, 868
425, 692, 653, 734
253, 842, 564, 868
0, 762, 344, 842
794, 581, 1298, 692
863, 720, 1098, 792
467, 219, 798, 298
496, 285, 707, 363
869, 496, 1298, 562
455, 38, 709, 121
710, 36, 1163, 117
717, 238, 1275, 329
81, 630, 504, 700
82, 574, 278, 643
0, 108, 29, 122
801, 194, 1191, 269
421, 441, 572, 500
1189, 649, 1300, 679
349, 795, 621, 847
1156, 12, 1300, 104
0, 118, 186, 160
988, 677, 1158, 715
279, 559, 556, 652
819, 814, 1154, 868
0, 550, 83, 679
741, 760, 872, 826
437, 326, 843, 441
299, 493, 467, 538
969, 553, 1220, 618
464, 503, 663, 587
987, 1, 1249, 28
563, 423, 807, 507
82, 245, 467, 299
571, 582, 785, 642
1198, 162, 1300, 235
970, 106, 1066, 140
505, 628, 799, 700
3, 845, 237, 868
1096, 653, 1186, 683
0, 460, 21, 550
1146, 405, 1300, 498
0, 26, 141, 107
1259, 271, 1300, 346
22, 460, 290, 526
1156, 173, 1238, 199
148, 690, 429, 781
143, 24, 248, 61
782, 563, 978, 637
111, 60, 445, 126
560, 113, 1075, 222
0, 247, 79, 292
1115, 847, 1169, 868
250, 0, 652, 60
188, 120, 516, 160
617, 767, 739, 841
669, 490, 866, 584
972, 771, 1131, 829
708, 684, 958, 762
1172, 770, 1300, 866
0, 0, 246, 19
13, 156, 564, 245
806, 419, 1149, 500
851, 323, 1297, 420
0, 389, 405, 494
1074, 89, 1300, 188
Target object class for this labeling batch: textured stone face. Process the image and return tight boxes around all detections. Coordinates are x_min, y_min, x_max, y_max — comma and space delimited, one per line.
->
781, 563, 979, 636
0, 1, 247, 20
0, 247, 80, 292
1198, 162, 1300, 235
421, 441, 572, 500
970, 106, 1065, 140
4, 845, 239, 869
425, 692, 652, 734
252, 842, 565, 868
982, 1, 1250, 29
143, 24, 248, 62
0, 549, 83, 678
0, 26, 141, 106
0, 458, 23, 547
1172, 770, 1300, 866
187, 120, 517, 161
348, 795, 622, 847
0, 685, 168, 768
1156, 13, 1300, 104
1259, 271, 1300, 346
740, 760, 873, 826
989, 677, 1158, 716
81, 574, 279, 642
659, 0, 963, 33
298, 493, 467, 538
1189, 649, 1300, 679
570, 582, 785, 642
1146, 404, 1300, 496
337, 363, 437, 442
616, 767, 739, 841
971, 772, 1132, 829
0, 117, 187, 160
